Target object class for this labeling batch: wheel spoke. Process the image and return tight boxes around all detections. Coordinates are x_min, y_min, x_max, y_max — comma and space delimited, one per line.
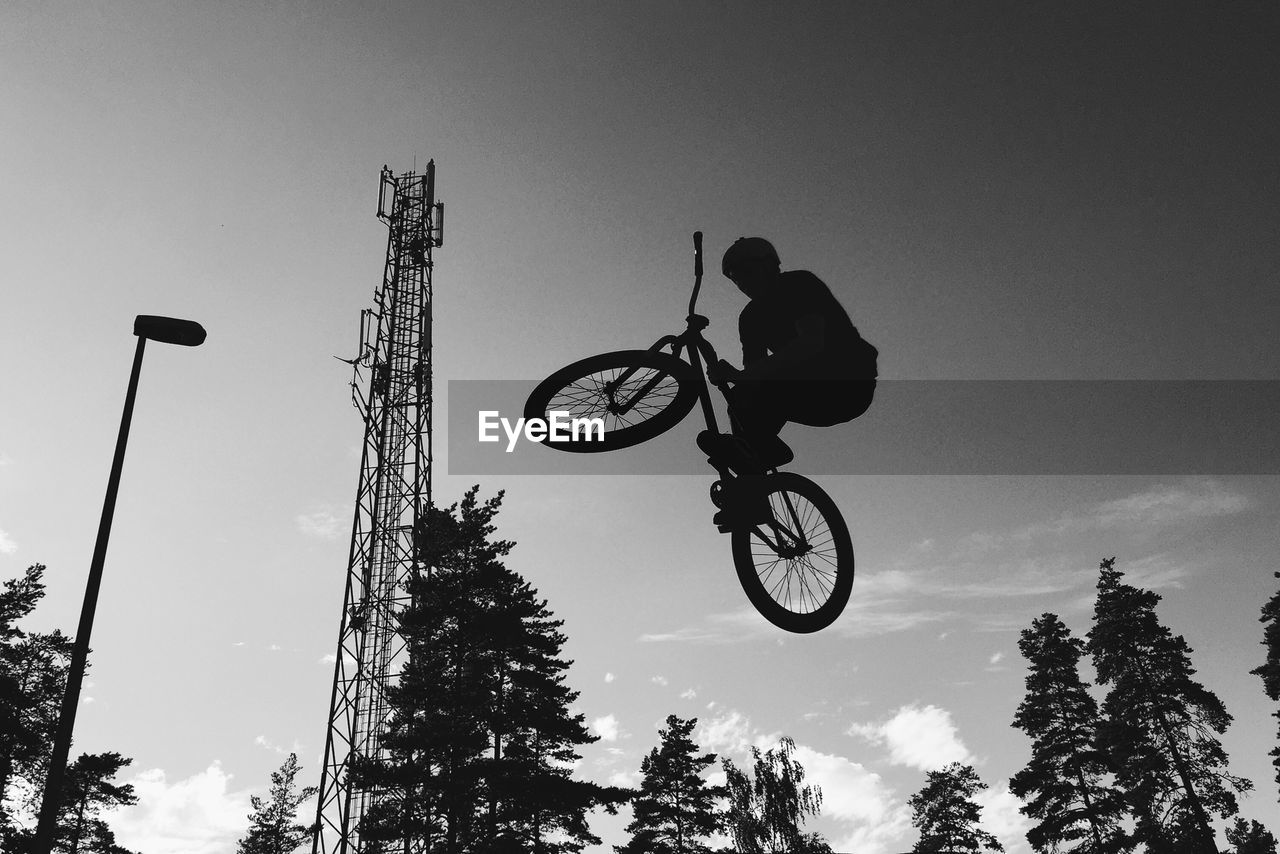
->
735, 475, 852, 628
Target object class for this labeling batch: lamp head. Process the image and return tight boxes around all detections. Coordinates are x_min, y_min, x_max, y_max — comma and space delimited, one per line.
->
133, 315, 206, 347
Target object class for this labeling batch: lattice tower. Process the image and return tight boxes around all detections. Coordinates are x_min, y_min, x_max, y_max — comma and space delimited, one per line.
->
312, 164, 442, 854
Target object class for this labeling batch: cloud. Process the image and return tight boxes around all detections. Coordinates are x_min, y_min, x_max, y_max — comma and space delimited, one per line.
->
608, 769, 642, 788
254, 735, 305, 756
319, 652, 336, 665
964, 481, 1249, 551
696, 710, 756, 756
849, 704, 974, 771
695, 709, 781, 759
296, 508, 346, 540
977, 781, 1033, 851
1088, 481, 1247, 528
651, 675, 668, 686
604, 672, 615, 683
103, 762, 254, 854
593, 714, 622, 742
0, 528, 17, 555
680, 688, 697, 700
790, 745, 914, 854
642, 590, 948, 644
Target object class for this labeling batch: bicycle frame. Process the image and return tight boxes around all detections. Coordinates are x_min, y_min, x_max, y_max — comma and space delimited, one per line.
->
604, 231, 729, 445
599, 233, 813, 550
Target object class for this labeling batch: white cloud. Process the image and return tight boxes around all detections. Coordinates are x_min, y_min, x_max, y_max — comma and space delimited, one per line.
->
0, 529, 17, 555
604, 672, 615, 683
849, 704, 974, 771
296, 508, 346, 540
253, 735, 304, 756
680, 688, 697, 700
319, 653, 336, 665
988, 651, 1005, 665
1089, 481, 1247, 528
977, 781, 1033, 852
103, 762, 254, 854
696, 710, 755, 756
608, 769, 642, 788
593, 714, 621, 742
651, 675, 668, 686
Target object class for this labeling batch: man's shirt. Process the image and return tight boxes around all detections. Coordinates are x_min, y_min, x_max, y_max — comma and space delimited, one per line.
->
738, 270, 877, 380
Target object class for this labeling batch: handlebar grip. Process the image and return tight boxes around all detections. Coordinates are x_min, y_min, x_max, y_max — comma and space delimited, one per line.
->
693, 231, 703, 277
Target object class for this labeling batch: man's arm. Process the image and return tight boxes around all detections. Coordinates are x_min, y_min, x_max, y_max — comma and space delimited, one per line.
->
737, 313, 826, 383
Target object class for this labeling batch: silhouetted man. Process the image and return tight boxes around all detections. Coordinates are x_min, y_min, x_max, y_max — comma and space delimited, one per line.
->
699, 237, 877, 520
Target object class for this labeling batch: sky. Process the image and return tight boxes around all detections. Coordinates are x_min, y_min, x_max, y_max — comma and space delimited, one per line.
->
2, 2, 1279, 852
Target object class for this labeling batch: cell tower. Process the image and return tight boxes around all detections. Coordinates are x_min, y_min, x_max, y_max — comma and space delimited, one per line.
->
312, 163, 442, 854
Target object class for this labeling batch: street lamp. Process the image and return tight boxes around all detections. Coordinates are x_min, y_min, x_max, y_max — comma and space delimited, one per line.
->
31, 315, 206, 854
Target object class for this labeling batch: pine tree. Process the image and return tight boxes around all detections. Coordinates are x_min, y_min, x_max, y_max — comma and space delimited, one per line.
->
1009, 612, 1130, 853
53, 751, 139, 854
908, 762, 1003, 854
1226, 818, 1278, 854
353, 487, 627, 853
1, 564, 74, 841
236, 753, 317, 854
721, 736, 832, 854
616, 715, 724, 854
1251, 571, 1280, 801
1087, 557, 1250, 852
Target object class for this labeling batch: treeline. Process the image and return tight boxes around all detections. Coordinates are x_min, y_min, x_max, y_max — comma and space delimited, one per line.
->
1, 565, 139, 852
1006, 557, 1279, 854
8, 488, 1280, 854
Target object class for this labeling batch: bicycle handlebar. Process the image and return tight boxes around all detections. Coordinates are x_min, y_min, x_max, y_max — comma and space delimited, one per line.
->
688, 231, 704, 317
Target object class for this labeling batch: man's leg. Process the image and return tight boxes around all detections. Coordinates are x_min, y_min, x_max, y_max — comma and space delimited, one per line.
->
694, 379, 794, 474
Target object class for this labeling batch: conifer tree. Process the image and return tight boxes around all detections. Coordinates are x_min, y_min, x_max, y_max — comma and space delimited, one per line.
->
53, 751, 139, 854
1226, 818, 1278, 854
616, 715, 723, 854
1251, 571, 1280, 801
721, 736, 832, 853
908, 762, 1003, 853
1010, 612, 1130, 853
236, 753, 317, 854
1087, 557, 1250, 852
1, 564, 74, 840
354, 487, 626, 853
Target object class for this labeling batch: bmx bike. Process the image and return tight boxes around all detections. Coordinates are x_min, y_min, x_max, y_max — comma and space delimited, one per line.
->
523, 233, 854, 634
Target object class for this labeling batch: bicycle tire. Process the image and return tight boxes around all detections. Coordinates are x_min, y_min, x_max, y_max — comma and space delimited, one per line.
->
731, 472, 854, 633
524, 350, 700, 452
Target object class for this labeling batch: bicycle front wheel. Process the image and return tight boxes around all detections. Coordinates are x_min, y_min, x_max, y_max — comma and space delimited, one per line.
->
731, 472, 854, 633
524, 350, 699, 452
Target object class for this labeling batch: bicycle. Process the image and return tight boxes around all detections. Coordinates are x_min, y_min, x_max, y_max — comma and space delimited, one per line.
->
523, 233, 854, 634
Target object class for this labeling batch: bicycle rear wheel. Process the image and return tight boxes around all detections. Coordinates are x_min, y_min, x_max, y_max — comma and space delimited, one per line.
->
731, 472, 854, 633
524, 349, 699, 452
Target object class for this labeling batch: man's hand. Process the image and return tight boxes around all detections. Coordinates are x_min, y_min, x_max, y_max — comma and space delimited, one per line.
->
707, 359, 742, 385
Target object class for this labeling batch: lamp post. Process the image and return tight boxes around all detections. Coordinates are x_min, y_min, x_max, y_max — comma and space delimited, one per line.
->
31, 315, 206, 854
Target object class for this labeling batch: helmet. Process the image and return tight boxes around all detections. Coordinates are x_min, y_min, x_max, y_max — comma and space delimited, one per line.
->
721, 237, 779, 279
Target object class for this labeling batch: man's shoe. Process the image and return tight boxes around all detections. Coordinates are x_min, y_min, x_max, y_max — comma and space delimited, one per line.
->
711, 477, 773, 530
697, 430, 759, 474
697, 430, 792, 474
713, 497, 772, 530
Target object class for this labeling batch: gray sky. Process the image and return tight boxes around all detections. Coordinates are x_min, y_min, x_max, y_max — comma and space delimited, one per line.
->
2, 3, 1279, 852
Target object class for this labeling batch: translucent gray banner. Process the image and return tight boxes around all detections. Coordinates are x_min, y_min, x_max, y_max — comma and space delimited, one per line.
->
446, 380, 1280, 475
